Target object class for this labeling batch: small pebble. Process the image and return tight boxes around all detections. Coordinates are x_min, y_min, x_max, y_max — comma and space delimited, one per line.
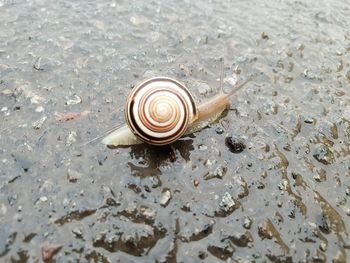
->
30, 94, 45, 104
213, 165, 227, 178
198, 251, 208, 259
198, 144, 208, 151
40, 196, 48, 202
243, 217, 253, 229
35, 106, 44, 113
66, 94, 82, 105
225, 136, 246, 153
314, 169, 327, 182
67, 168, 82, 183
204, 165, 227, 180
261, 32, 269, 39
149, 176, 160, 188
140, 207, 157, 221
297, 43, 305, 51
32, 116, 47, 130
219, 192, 236, 212
313, 144, 335, 165
159, 190, 171, 207
66, 131, 77, 145
204, 159, 215, 167
320, 241, 327, 252
72, 227, 83, 238
130, 15, 147, 26
33, 57, 44, 71
1, 89, 13, 95
197, 82, 211, 95
215, 126, 224, 134
258, 220, 274, 239
224, 76, 238, 86
278, 179, 289, 191
182, 202, 191, 211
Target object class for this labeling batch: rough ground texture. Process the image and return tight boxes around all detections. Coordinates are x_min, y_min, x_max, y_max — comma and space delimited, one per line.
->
1, 0, 350, 262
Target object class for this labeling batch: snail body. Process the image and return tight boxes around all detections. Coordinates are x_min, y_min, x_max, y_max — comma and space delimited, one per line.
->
102, 76, 250, 147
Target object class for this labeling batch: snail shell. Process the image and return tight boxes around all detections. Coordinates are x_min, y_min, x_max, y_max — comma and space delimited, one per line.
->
125, 77, 198, 145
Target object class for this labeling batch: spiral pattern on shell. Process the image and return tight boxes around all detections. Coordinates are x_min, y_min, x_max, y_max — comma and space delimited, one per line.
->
125, 77, 197, 145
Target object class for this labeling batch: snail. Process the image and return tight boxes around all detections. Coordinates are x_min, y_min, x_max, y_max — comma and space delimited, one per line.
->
101, 73, 251, 147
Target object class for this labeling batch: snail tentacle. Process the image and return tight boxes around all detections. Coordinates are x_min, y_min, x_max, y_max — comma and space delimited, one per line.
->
77, 124, 123, 147
222, 77, 252, 98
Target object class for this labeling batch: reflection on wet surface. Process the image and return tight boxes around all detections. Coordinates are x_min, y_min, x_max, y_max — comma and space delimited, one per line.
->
1, 0, 350, 262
